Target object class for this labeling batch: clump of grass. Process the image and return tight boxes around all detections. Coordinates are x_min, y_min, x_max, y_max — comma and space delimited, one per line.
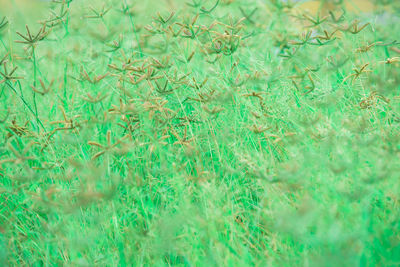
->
0, 0, 400, 266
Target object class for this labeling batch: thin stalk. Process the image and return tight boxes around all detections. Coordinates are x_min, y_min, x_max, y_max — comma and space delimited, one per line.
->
64, 2, 71, 37
5, 81, 46, 132
0, 37, 7, 50
123, 0, 142, 57
32, 46, 39, 133
63, 60, 68, 110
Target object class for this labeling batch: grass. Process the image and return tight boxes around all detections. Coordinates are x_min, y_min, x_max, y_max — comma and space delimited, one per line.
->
0, 0, 400, 266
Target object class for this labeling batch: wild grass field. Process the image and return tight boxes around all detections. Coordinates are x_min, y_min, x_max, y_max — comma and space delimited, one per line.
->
0, 0, 400, 266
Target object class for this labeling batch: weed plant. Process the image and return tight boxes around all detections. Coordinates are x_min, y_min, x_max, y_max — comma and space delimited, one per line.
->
0, 0, 400, 266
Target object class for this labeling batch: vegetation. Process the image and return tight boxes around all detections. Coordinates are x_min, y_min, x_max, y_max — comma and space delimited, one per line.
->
0, 0, 399, 265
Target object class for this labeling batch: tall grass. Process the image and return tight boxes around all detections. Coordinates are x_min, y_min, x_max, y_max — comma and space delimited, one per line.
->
0, 0, 399, 266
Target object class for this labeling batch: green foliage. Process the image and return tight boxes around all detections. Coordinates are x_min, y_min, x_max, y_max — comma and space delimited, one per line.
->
0, 0, 400, 265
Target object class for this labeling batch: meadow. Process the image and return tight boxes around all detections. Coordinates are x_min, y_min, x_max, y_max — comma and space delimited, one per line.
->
0, 0, 400, 266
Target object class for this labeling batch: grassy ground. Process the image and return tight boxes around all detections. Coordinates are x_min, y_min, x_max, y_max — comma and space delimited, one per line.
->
0, 0, 400, 266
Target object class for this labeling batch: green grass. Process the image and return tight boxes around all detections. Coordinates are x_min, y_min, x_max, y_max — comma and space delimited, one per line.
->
1, 0, 400, 266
